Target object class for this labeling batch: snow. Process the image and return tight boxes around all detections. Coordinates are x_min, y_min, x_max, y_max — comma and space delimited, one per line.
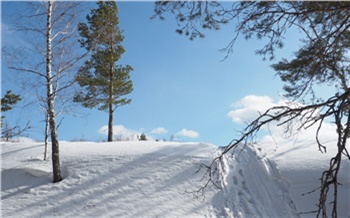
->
1, 140, 349, 217
261, 139, 350, 217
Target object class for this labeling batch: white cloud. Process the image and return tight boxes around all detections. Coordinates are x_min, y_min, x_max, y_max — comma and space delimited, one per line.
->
98, 125, 140, 141
227, 95, 286, 124
150, 127, 168, 134
176, 129, 199, 138
261, 121, 337, 144
227, 95, 337, 144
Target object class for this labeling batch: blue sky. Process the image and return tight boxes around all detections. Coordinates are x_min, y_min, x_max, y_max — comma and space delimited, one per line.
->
1, 1, 334, 145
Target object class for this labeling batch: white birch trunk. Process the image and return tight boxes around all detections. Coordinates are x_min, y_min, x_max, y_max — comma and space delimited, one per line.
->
46, 0, 62, 183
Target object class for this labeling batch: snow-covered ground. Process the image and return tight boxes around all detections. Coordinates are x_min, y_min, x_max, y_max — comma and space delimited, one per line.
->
1, 139, 349, 217
262, 138, 350, 218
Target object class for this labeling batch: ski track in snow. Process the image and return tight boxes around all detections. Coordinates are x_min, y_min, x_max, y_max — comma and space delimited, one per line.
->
1, 140, 349, 217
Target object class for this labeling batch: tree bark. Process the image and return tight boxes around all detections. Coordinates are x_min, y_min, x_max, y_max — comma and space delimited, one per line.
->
108, 102, 113, 142
44, 112, 49, 161
46, 0, 62, 183
107, 65, 114, 142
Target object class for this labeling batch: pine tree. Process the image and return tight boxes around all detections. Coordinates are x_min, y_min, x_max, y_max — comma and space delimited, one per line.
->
1, 90, 22, 140
74, 1, 133, 142
1, 90, 21, 114
139, 133, 147, 141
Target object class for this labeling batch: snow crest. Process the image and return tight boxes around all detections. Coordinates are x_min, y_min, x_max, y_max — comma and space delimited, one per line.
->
208, 145, 299, 218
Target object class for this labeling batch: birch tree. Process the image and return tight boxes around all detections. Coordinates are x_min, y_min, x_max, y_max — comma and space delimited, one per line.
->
3, 1, 86, 182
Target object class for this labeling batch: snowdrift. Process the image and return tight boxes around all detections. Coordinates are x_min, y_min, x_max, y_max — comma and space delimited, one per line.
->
209, 146, 298, 218
1, 141, 299, 217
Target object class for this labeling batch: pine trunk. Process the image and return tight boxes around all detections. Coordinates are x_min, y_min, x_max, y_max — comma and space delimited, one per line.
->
108, 103, 113, 142
46, 0, 62, 183
107, 65, 114, 142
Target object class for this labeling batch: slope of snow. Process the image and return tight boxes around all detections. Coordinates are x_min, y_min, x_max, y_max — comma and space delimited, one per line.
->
208, 145, 298, 218
261, 138, 350, 218
1, 141, 299, 217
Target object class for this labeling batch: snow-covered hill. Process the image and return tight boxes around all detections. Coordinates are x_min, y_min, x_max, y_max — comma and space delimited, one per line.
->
262, 138, 350, 218
1, 140, 349, 217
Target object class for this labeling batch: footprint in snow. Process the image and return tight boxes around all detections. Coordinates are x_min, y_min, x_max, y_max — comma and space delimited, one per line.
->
239, 169, 244, 177
233, 176, 238, 185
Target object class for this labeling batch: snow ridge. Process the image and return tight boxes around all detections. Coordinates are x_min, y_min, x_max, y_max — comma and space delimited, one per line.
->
208, 145, 299, 218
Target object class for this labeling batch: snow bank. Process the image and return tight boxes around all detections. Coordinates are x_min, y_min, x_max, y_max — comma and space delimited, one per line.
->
208, 145, 298, 217
2, 141, 299, 217
261, 139, 350, 217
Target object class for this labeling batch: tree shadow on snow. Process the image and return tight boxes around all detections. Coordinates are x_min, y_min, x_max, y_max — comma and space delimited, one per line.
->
1, 168, 51, 200
24, 145, 213, 217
